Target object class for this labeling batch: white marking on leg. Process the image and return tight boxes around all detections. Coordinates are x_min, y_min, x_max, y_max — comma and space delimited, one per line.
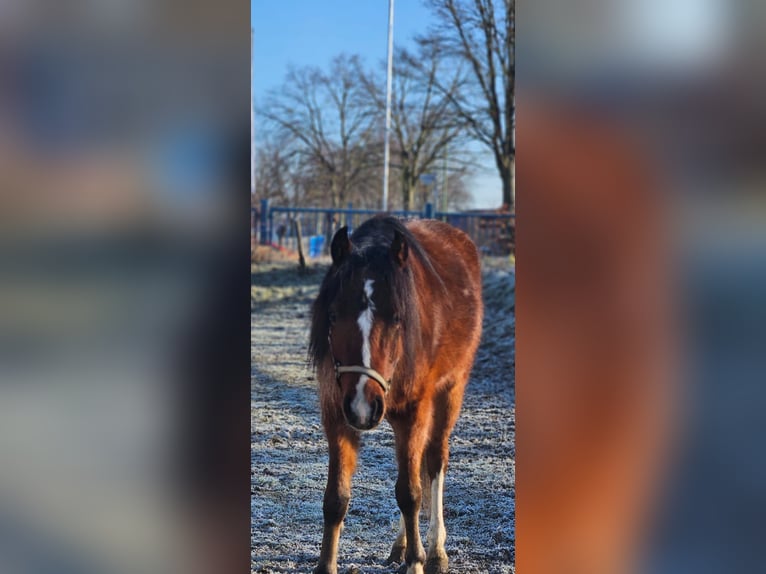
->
427, 470, 446, 554
351, 280, 375, 423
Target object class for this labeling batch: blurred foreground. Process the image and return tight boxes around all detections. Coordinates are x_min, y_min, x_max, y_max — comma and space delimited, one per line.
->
0, 2, 250, 574
517, 1, 766, 573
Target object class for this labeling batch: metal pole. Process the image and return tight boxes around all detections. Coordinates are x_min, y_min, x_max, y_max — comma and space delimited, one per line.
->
382, 0, 395, 211
442, 147, 448, 214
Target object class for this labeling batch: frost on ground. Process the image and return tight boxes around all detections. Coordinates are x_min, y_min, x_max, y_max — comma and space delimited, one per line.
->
252, 258, 515, 573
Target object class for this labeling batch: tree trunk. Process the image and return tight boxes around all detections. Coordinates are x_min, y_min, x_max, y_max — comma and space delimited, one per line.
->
401, 169, 416, 212
500, 157, 515, 212
330, 176, 339, 209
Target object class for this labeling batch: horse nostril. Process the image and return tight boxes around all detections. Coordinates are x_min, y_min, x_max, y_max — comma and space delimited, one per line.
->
371, 396, 384, 423
342, 395, 354, 420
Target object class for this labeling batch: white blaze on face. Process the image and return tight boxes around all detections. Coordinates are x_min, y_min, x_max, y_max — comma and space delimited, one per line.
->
351, 279, 376, 423
427, 470, 447, 554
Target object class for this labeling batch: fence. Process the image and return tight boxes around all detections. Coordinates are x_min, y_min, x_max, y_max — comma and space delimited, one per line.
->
253, 200, 514, 257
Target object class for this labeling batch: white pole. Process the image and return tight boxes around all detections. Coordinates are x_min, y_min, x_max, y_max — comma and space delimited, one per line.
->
382, 0, 395, 211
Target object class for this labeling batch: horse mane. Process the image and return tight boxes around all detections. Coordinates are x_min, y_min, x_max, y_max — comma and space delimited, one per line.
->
309, 215, 440, 385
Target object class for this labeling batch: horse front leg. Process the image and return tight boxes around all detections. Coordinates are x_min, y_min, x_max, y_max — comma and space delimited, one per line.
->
314, 422, 359, 574
386, 512, 407, 565
386, 469, 430, 566
391, 405, 431, 574
423, 387, 464, 574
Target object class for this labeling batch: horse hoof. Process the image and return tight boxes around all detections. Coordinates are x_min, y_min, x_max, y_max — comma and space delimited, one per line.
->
396, 563, 428, 574
386, 544, 406, 565
313, 565, 336, 574
425, 553, 449, 574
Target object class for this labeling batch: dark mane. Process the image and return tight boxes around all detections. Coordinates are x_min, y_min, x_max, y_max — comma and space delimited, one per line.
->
308, 215, 438, 383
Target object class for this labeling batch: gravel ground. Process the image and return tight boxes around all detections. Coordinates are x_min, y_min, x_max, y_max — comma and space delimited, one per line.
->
252, 257, 515, 574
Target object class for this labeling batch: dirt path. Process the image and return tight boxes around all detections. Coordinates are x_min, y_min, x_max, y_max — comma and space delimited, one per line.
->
252, 260, 515, 574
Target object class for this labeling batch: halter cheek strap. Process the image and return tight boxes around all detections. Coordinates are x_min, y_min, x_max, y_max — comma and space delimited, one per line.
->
335, 365, 390, 395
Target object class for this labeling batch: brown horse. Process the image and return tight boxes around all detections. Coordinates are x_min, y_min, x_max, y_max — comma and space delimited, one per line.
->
309, 215, 483, 574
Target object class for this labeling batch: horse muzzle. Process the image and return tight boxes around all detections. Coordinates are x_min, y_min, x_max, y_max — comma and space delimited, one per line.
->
342, 392, 384, 431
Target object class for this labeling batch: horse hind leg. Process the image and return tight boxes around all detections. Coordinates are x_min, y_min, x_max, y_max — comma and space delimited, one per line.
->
389, 405, 431, 574
424, 466, 448, 574
423, 447, 449, 574
424, 384, 466, 574
420, 459, 432, 517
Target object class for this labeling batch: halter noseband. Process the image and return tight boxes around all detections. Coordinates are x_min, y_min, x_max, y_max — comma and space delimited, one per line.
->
335, 364, 390, 395
328, 331, 390, 395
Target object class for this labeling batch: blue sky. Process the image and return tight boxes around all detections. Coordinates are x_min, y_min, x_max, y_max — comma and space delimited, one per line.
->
251, 0, 501, 208
252, 0, 433, 97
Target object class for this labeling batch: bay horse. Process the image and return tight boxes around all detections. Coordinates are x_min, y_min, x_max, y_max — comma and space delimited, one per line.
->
309, 215, 483, 574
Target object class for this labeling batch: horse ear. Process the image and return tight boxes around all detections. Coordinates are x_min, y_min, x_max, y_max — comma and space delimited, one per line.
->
391, 229, 409, 267
331, 226, 351, 265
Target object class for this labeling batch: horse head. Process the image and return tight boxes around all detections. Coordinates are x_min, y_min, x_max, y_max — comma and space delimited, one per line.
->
310, 218, 419, 431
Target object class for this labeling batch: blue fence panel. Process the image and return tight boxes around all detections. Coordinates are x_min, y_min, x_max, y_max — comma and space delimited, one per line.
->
253, 202, 514, 256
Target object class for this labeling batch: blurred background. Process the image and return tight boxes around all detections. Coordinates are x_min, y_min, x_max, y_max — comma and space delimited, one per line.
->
518, 0, 766, 573
0, 1, 250, 574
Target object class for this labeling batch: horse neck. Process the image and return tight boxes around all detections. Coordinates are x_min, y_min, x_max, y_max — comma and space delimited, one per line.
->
408, 256, 446, 364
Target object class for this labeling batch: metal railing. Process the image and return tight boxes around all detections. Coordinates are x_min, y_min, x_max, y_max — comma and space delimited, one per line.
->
253, 200, 514, 257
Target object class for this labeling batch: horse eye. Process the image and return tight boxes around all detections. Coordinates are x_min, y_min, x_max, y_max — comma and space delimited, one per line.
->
329, 312, 337, 325
392, 314, 401, 325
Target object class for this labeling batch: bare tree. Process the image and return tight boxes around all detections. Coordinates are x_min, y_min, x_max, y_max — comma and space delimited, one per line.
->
441, 165, 474, 211
253, 135, 292, 204
362, 42, 472, 211
259, 54, 380, 208
423, 0, 515, 210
